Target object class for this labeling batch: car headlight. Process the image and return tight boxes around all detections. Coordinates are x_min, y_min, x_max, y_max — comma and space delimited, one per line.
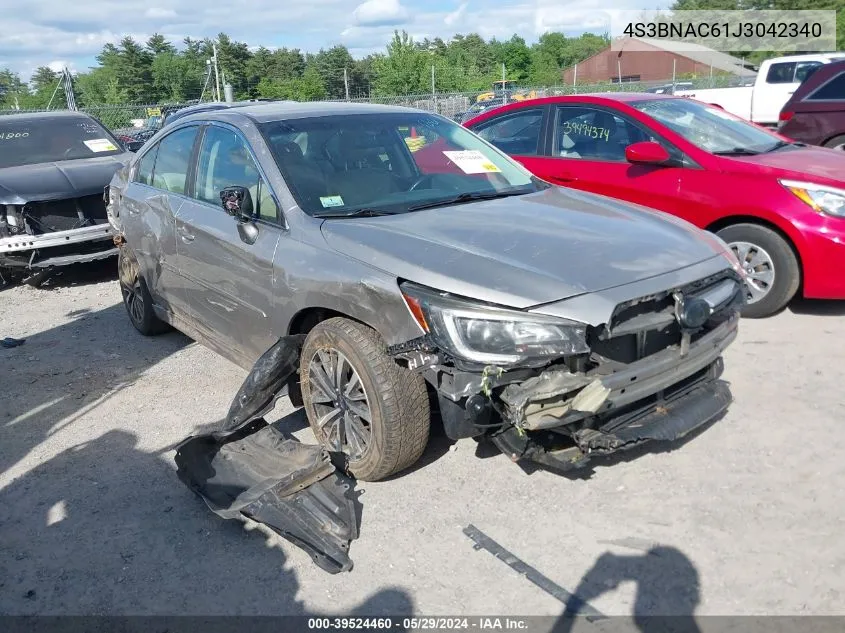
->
400, 281, 589, 366
780, 179, 845, 218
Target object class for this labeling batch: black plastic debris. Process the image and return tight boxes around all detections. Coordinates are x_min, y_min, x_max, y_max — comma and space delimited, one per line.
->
1, 336, 26, 349
174, 334, 361, 574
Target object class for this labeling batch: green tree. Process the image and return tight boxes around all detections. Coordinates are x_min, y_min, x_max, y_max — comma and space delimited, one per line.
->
372, 31, 427, 95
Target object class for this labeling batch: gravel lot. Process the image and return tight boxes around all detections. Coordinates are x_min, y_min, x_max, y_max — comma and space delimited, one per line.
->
1, 261, 844, 618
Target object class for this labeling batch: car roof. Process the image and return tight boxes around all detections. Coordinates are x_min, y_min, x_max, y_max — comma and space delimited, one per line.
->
177, 100, 424, 125
0, 110, 97, 122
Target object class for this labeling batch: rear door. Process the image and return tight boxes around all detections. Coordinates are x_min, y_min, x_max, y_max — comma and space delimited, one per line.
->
174, 122, 283, 365
119, 124, 201, 317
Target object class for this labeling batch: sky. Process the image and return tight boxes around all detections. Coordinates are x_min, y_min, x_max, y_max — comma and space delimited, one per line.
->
0, 0, 661, 80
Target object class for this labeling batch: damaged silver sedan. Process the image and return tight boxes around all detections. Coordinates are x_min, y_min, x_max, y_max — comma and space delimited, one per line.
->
106, 101, 746, 481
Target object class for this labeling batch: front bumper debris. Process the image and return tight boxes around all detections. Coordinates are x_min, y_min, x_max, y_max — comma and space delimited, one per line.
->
491, 367, 731, 472
174, 334, 361, 574
0, 224, 116, 270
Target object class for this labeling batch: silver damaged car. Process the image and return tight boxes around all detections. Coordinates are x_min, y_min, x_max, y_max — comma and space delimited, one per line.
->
106, 101, 746, 481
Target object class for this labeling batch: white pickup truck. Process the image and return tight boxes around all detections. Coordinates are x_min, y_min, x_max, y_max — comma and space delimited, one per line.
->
673, 53, 845, 127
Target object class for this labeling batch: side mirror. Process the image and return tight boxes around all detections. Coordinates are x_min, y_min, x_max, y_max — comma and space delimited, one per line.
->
220, 186, 254, 219
220, 186, 259, 245
625, 141, 672, 165
126, 140, 144, 152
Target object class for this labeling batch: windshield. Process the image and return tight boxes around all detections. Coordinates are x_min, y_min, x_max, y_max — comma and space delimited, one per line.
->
259, 112, 546, 216
631, 98, 785, 154
0, 116, 123, 169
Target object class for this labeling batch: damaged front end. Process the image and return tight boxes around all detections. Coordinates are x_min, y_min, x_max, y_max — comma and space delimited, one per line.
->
175, 334, 361, 574
0, 193, 116, 274
390, 269, 744, 473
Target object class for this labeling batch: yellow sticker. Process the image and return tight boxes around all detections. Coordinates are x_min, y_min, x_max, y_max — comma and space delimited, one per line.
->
443, 150, 502, 174
84, 138, 118, 152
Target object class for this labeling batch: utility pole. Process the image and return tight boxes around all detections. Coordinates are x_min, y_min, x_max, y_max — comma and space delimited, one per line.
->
501, 62, 507, 104
344, 67, 350, 101
431, 65, 436, 111
211, 42, 221, 102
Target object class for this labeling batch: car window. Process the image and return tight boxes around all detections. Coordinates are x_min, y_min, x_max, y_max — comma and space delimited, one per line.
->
259, 112, 544, 216
150, 126, 198, 195
0, 115, 123, 169
632, 98, 783, 154
194, 125, 278, 221
472, 109, 544, 156
135, 145, 158, 185
795, 61, 823, 83
552, 106, 651, 162
766, 62, 797, 84
807, 71, 845, 100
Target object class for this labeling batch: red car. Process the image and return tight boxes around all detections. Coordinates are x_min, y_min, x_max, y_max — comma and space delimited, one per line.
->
464, 93, 845, 318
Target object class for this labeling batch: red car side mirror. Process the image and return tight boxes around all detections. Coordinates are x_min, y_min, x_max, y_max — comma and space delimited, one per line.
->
626, 141, 671, 165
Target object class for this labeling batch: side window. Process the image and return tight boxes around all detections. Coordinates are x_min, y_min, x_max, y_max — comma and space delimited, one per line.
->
808, 72, 845, 100
134, 145, 158, 185
473, 109, 544, 156
553, 106, 652, 162
795, 61, 822, 83
151, 126, 198, 195
766, 62, 797, 84
194, 126, 279, 221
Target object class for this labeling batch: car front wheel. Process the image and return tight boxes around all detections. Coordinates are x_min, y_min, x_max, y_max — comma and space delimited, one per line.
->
300, 317, 430, 481
716, 223, 800, 318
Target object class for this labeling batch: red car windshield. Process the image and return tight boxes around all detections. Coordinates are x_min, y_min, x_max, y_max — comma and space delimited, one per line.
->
632, 98, 785, 155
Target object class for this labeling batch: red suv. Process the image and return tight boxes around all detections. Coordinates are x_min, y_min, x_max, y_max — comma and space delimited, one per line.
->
779, 60, 845, 150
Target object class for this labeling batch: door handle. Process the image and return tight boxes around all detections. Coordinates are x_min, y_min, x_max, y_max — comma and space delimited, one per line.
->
548, 173, 577, 184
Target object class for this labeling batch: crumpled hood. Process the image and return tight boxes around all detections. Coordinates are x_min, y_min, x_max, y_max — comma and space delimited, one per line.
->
0, 154, 131, 205
320, 186, 727, 308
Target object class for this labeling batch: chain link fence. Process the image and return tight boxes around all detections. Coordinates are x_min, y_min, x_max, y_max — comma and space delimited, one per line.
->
0, 73, 755, 134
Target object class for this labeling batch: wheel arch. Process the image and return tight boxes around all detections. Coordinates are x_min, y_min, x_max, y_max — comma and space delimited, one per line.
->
705, 214, 805, 294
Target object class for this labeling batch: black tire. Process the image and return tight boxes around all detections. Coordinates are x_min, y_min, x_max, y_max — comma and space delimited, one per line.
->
716, 223, 800, 318
300, 317, 430, 481
118, 247, 170, 336
823, 135, 845, 151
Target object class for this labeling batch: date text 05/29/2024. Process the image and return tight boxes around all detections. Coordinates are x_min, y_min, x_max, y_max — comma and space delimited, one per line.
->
307, 617, 531, 630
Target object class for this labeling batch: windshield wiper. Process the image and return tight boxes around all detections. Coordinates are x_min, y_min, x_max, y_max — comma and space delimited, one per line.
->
313, 208, 392, 219
712, 147, 761, 156
763, 140, 799, 153
406, 189, 530, 212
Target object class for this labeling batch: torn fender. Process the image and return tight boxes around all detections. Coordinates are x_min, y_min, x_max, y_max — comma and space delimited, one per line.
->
174, 334, 360, 574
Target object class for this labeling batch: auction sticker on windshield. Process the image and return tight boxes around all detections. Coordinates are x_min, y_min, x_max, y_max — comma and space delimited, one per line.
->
320, 195, 345, 208
443, 150, 501, 174
84, 138, 118, 152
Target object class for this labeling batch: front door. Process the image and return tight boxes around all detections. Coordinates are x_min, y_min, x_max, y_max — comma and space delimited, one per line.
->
174, 123, 283, 365
527, 105, 688, 215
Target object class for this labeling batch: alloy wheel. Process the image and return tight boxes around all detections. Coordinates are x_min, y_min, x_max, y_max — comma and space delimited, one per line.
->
121, 278, 145, 325
729, 240, 775, 305
308, 348, 373, 461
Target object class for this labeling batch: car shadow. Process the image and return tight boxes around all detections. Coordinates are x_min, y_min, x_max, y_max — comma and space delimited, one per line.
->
1, 258, 117, 292
0, 427, 415, 617
0, 302, 190, 479
788, 298, 845, 316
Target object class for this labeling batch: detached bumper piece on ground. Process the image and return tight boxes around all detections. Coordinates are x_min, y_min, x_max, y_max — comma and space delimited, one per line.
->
174, 335, 361, 574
